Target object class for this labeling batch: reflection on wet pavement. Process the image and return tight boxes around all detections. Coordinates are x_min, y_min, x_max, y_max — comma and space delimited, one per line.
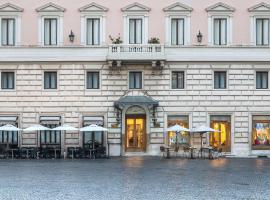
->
0, 157, 269, 200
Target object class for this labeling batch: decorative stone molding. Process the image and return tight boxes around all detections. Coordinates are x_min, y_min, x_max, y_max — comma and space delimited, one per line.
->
79, 3, 107, 46
0, 3, 23, 12
206, 2, 235, 12
248, 3, 270, 46
206, 2, 234, 46
121, 2, 151, 12
79, 3, 108, 12
36, 2, 66, 12
248, 2, 270, 12
121, 3, 150, 44
163, 2, 193, 12
163, 3, 192, 46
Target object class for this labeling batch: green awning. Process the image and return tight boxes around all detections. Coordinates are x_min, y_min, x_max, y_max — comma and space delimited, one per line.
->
114, 96, 159, 109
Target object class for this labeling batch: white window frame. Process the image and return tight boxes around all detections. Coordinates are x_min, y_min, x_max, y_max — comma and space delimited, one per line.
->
43, 70, 59, 91
80, 14, 106, 46
171, 70, 186, 90
124, 15, 148, 45
0, 14, 21, 46
0, 70, 16, 91
128, 71, 143, 90
38, 14, 63, 46
251, 16, 270, 46
255, 70, 269, 90
208, 15, 232, 46
165, 15, 190, 46
213, 70, 228, 90
85, 70, 101, 90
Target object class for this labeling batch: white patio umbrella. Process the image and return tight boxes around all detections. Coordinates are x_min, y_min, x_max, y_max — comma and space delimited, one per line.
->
191, 125, 220, 156
52, 124, 78, 131
23, 124, 51, 150
166, 124, 190, 148
80, 124, 108, 158
23, 124, 51, 132
80, 124, 108, 132
166, 124, 190, 132
0, 124, 21, 131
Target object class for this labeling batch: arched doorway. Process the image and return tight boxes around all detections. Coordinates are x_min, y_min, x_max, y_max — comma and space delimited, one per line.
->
125, 106, 146, 152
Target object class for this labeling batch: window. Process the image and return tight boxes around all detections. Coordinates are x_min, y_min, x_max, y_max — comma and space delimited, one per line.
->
256, 18, 269, 46
44, 71, 57, 89
171, 18, 184, 45
87, 72, 100, 89
86, 18, 100, 45
256, 71, 268, 89
167, 115, 189, 146
1, 72, 14, 90
214, 71, 227, 89
1, 18, 15, 46
44, 18, 57, 45
0, 116, 18, 147
129, 19, 142, 44
129, 72, 142, 89
172, 71, 184, 89
213, 18, 227, 45
82, 116, 104, 148
252, 116, 270, 150
40, 116, 61, 145
210, 115, 231, 152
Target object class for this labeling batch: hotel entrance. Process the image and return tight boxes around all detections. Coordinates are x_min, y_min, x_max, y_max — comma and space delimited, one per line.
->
125, 115, 146, 152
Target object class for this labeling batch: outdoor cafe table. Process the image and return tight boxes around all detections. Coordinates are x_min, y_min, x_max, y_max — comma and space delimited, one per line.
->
189, 147, 197, 159
164, 146, 170, 159
53, 148, 61, 159
89, 149, 96, 159
201, 147, 214, 159
10, 148, 19, 159
70, 147, 79, 159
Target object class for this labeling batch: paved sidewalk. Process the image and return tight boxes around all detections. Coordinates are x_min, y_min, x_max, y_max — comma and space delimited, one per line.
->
0, 157, 269, 200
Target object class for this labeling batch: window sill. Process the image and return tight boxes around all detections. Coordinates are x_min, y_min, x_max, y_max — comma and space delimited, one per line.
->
170, 88, 186, 91
213, 88, 228, 90
252, 146, 270, 150
85, 89, 101, 91
43, 89, 58, 91
128, 88, 143, 90
0, 89, 16, 92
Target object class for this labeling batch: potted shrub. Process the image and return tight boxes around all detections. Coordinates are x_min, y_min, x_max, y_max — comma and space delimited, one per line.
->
148, 37, 160, 44
109, 34, 123, 44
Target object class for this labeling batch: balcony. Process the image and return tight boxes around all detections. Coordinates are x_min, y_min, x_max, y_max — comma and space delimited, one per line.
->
107, 44, 166, 64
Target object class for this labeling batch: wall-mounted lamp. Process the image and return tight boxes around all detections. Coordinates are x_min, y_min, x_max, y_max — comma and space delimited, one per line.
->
69, 30, 75, 42
197, 30, 203, 44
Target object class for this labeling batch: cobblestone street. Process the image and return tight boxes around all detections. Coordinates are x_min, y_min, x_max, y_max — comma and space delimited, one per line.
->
0, 157, 269, 200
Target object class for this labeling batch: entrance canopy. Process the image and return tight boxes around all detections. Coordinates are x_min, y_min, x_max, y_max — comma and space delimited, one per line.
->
114, 96, 159, 109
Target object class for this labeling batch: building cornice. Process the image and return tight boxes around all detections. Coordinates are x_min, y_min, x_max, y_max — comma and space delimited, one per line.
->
0, 46, 270, 62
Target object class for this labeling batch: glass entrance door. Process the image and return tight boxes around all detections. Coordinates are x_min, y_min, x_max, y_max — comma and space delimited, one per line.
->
125, 115, 146, 152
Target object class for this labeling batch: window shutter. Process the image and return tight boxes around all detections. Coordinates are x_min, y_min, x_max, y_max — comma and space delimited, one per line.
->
1, 19, 7, 45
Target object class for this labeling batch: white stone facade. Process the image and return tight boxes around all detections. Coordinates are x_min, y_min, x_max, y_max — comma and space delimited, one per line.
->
1, 58, 270, 157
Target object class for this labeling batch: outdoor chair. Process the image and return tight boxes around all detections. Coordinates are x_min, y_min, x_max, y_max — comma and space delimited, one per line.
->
0, 145, 6, 159
183, 146, 191, 158
74, 147, 84, 158
29, 148, 38, 159
95, 147, 106, 158
67, 147, 75, 159
213, 148, 223, 159
160, 146, 165, 157
200, 148, 209, 159
20, 148, 28, 159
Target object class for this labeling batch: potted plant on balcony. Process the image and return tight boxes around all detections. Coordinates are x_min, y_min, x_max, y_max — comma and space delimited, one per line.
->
109, 34, 123, 44
148, 37, 160, 44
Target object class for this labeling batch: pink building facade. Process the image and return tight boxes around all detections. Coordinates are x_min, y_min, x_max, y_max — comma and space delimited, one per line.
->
0, 1, 270, 157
